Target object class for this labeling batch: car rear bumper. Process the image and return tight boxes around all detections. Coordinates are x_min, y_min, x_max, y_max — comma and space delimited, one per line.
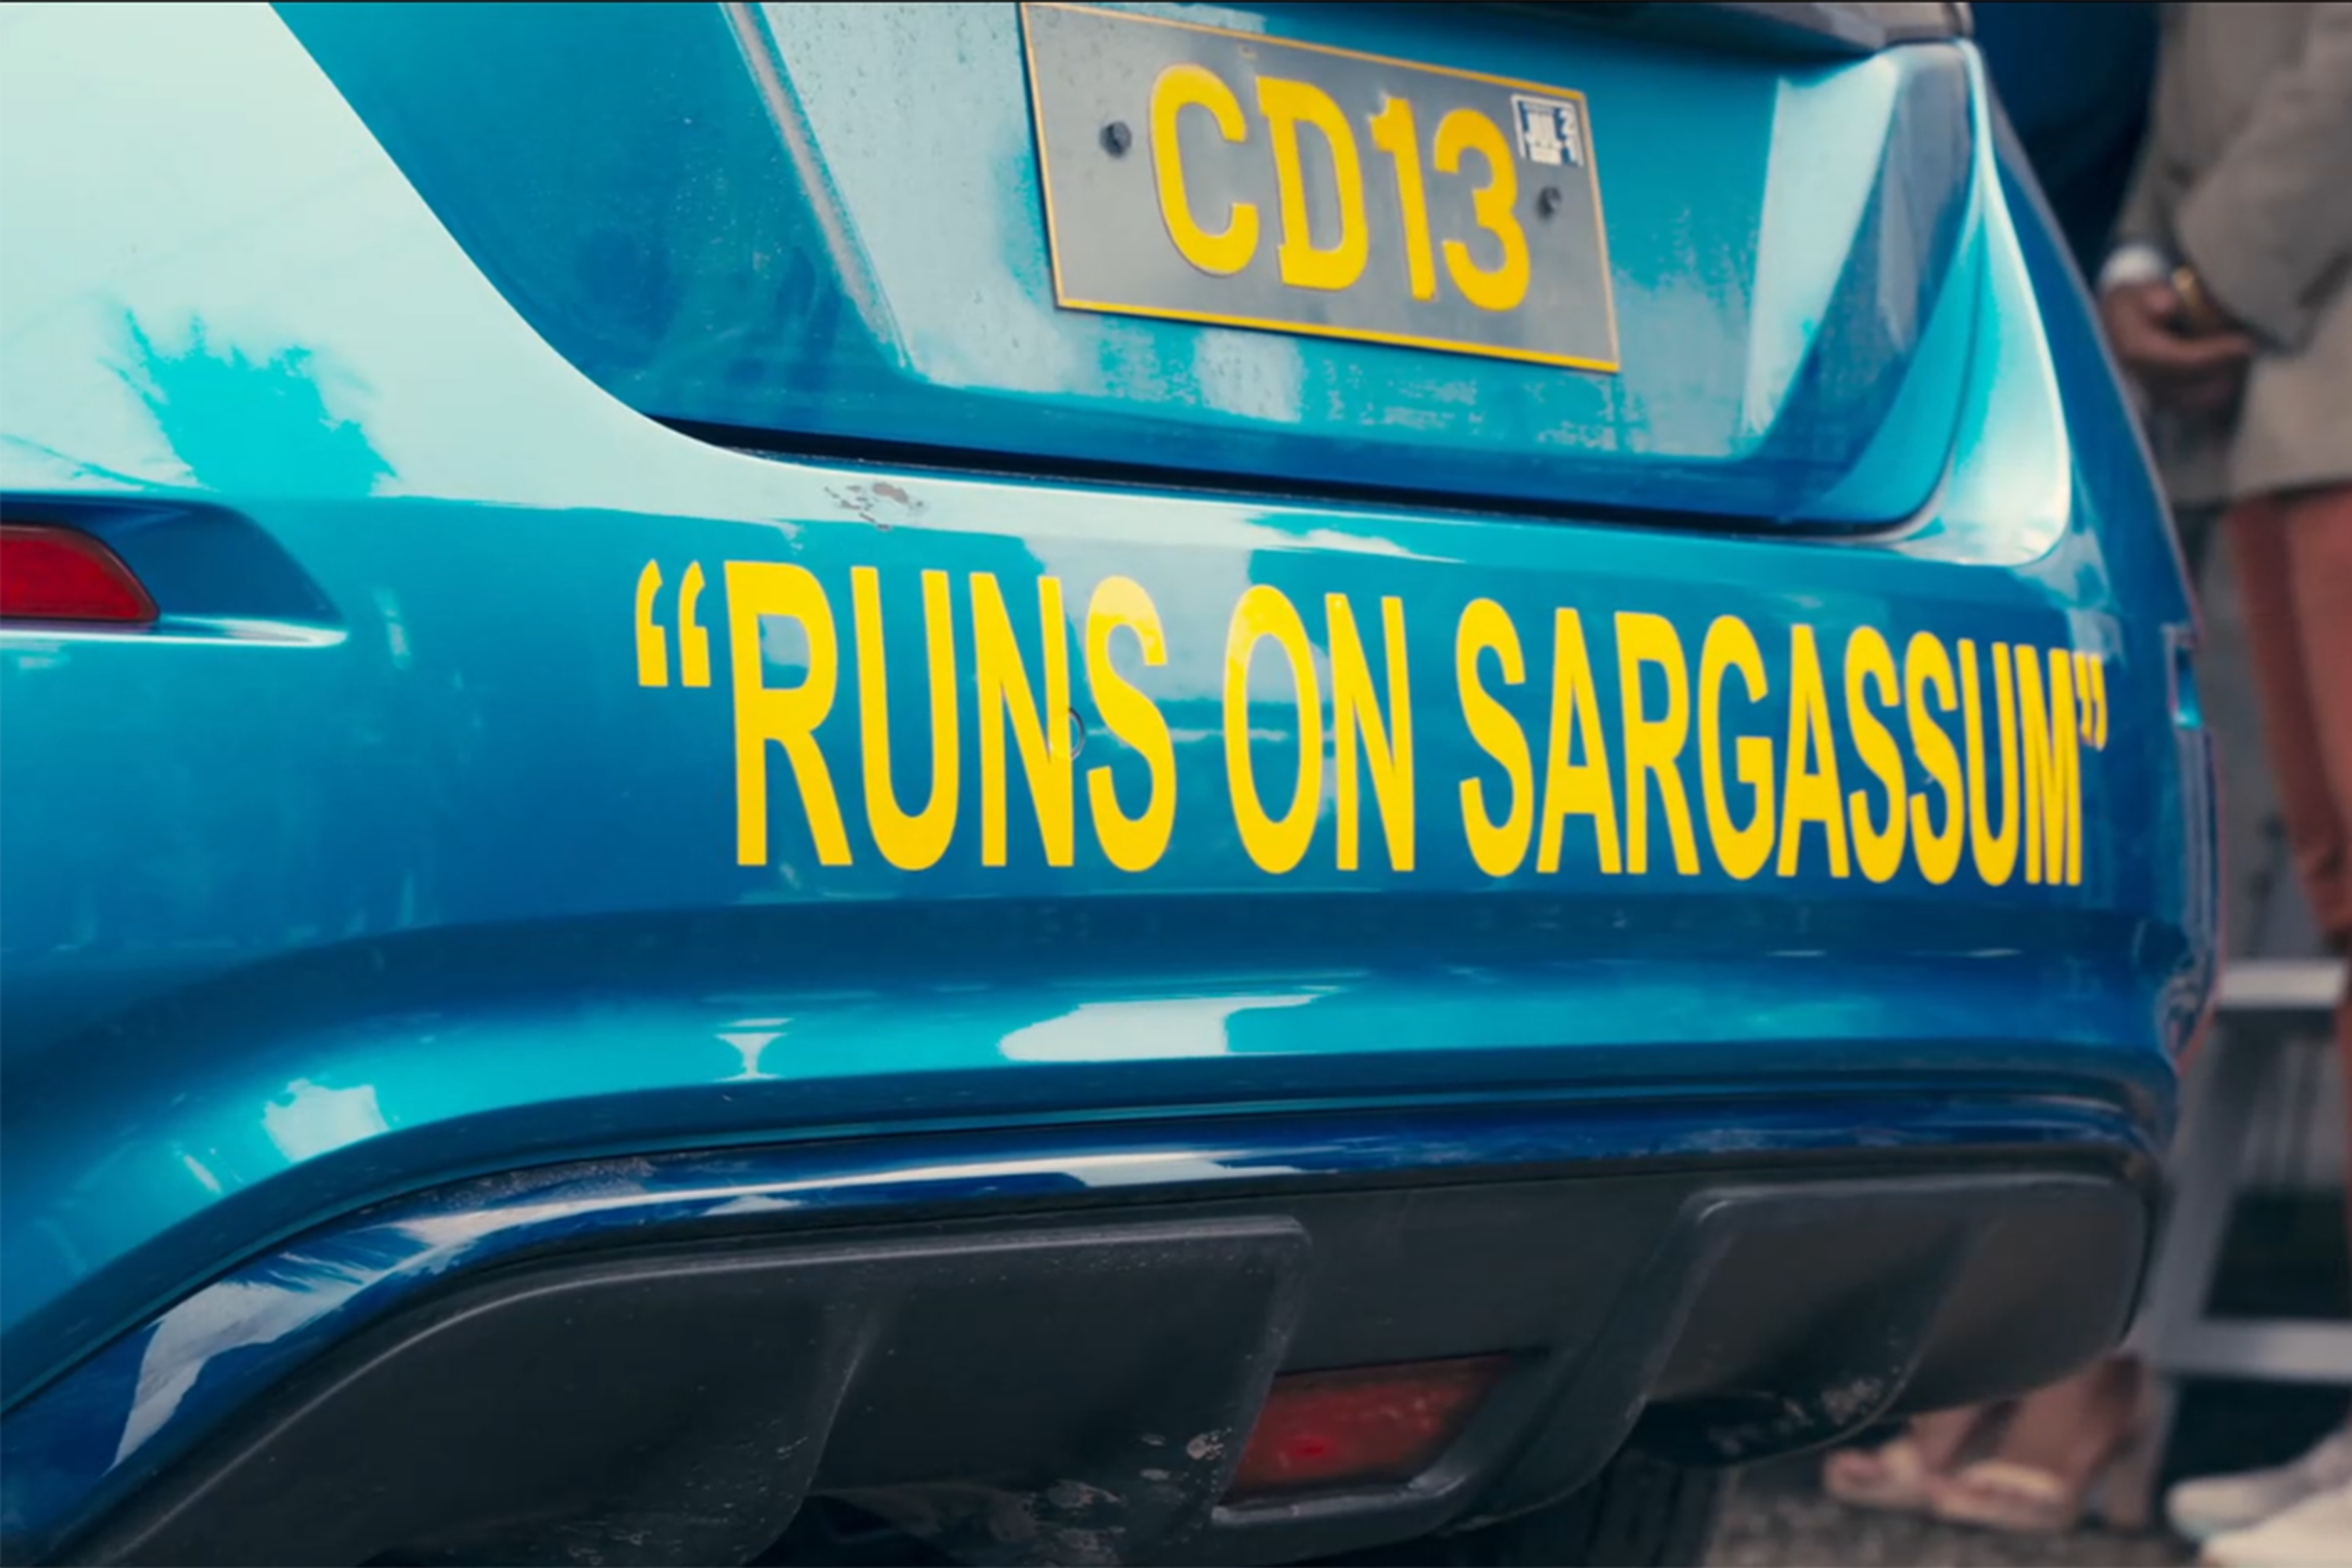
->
5, 1097, 2152, 1565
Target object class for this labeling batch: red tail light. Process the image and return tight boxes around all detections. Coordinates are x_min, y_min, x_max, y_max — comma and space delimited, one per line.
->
1226, 1356, 1508, 1501
0, 524, 158, 624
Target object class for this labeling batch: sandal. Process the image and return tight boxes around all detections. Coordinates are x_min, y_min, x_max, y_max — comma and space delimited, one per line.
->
1928, 1459, 2088, 1533
1926, 1361, 2158, 1535
1823, 1437, 1936, 1514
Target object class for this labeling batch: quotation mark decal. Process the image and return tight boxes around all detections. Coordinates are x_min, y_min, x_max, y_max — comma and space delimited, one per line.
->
636, 560, 711, 688
2073, 650, 2109, 751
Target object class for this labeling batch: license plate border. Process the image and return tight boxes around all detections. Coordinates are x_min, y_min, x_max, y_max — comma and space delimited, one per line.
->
1017, 0, 1624, 374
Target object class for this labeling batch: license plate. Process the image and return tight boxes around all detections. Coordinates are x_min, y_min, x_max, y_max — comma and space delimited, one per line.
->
1019, 2, 1619, 373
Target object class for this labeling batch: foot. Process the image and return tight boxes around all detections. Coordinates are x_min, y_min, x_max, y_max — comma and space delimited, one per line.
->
1822, 1407, 1996, 1516
2170, 1428, 2352, 1544
1929, 1460, 2086, 1534
1824, 1437, 1935, 1513
1922, 1358, 2150, 1535
2199, 1477, 2352, 1568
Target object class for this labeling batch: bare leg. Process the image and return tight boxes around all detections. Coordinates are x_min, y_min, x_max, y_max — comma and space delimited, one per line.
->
1910, 1405, 1999, 1471
1973, 1358, 2142, 1487
1927, 1358, 2148, 1532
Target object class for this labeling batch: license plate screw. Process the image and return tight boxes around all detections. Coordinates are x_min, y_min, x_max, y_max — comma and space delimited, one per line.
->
1100, 120, 1133, 157
1537, 186, 1562, 218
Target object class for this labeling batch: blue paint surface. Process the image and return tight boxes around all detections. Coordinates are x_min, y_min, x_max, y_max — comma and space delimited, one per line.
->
0, 0, 2211, 1535
276, 2, 1981, 525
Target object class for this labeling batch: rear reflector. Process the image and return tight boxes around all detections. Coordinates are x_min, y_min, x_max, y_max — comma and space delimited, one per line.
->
1226, 1356, 1508, 1501
0, 524, 158, 624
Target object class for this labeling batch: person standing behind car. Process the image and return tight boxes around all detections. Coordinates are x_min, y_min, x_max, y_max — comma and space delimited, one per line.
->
1974, 1, 2158, 281
2098, 6, 2352, 1567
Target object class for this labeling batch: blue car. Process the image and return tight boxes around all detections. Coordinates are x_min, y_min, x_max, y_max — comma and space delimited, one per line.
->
0, 3, 2214, 1564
